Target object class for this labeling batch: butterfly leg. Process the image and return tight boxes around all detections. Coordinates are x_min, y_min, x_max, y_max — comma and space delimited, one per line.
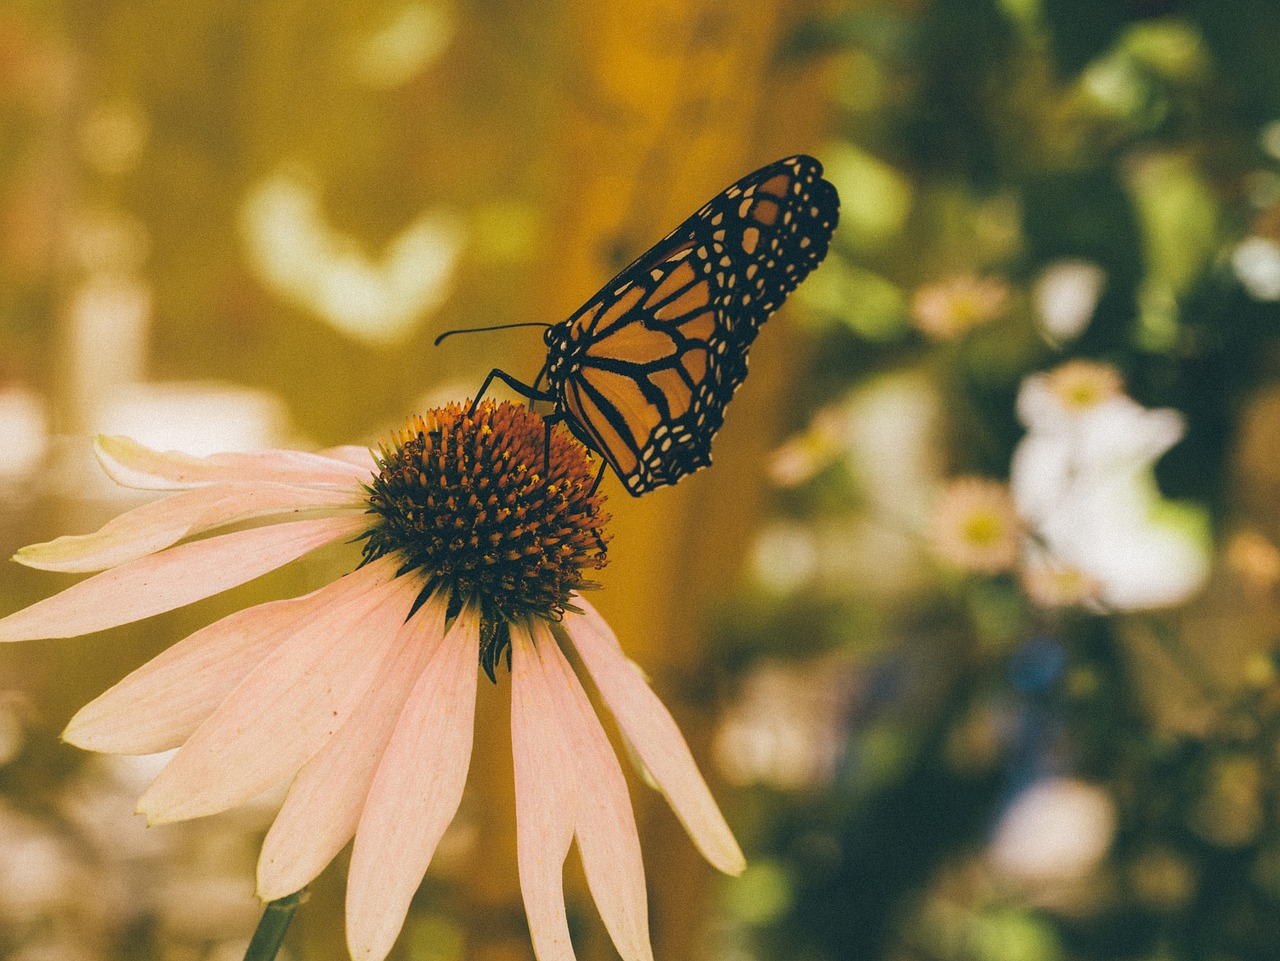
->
537, 406, 611, 499
539, 411, 610, 503
468, 369, 555, 416
584, 462, 610, 555
586, 461, 607, 498
540, 412, 560, 478
538, 410, 580, 483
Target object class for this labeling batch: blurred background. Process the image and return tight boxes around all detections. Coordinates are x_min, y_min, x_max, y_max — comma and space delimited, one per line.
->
3, 0, 1280, 959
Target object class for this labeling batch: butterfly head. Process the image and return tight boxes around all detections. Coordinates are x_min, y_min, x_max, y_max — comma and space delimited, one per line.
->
542, 321, 585, 380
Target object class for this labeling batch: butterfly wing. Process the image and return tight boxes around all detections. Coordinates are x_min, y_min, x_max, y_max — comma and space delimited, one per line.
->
546, 155, 839, 495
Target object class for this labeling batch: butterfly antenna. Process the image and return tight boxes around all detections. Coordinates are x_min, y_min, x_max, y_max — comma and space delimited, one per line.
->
433, 322, 553, 347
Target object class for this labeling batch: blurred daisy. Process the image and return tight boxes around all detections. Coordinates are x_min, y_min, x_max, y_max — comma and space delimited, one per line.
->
1225, 529, 1280, 593
0, 401, 743, 961
767, 404, 853, 487
1037, 357, 1125, 415
910, 274, 1010, 340
929, 477, 1020, 574
1019, 547, 1104, 610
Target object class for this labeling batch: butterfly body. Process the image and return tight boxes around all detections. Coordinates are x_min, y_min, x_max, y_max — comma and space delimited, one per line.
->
538, 155, 839, 495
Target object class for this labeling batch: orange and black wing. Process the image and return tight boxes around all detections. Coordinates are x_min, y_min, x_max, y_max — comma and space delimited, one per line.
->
545, 155, 839, 496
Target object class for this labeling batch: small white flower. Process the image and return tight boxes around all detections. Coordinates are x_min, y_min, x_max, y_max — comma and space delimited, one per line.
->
1232, 236, 1280, 301
990, 778, 1116, 883
1033, 259, 1106, 342
1012, 363, 1210, 610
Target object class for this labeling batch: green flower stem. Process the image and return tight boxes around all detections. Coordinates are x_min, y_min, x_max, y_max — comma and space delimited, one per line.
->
243, 889, 309, 961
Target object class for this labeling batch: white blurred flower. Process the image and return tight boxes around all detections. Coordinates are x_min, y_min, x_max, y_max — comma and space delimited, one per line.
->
350, 2, 453, 89
0, 387, 48, 480
1081, 57, 1150, 119
770, 371, 942, 517
59, 753, 182, 864
750, 523, 820, 594
1263, 120, 1280, 162
1033, 259, 1106, 342
990, 777, 1116, 883
1232, 236, 1280, 301
844, 373, 944, 520
95, 381, 292, 459
713, 659, 851, 790
0, 804, 88, 924
66, 272, 152, 413
240, 167, 464, 343
1013, 382, 1180, 526
1012, 362, 1210, 610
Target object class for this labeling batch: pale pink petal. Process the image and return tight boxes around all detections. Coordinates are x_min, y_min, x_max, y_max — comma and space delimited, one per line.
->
345, 606, 480, 961
16, 482, 365, 573
136, 563, 422, 823
318, 445, 378, 472
64, 564, 397, 754
95, 435, 371, 491
564, 600, 745, 876
511, 621, 578, 961
535, 620, 652, 961
0, 516, 367, 642
257, 588, 450, 902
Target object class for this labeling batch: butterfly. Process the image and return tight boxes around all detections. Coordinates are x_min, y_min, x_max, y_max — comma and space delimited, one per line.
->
472, 155, 839, 496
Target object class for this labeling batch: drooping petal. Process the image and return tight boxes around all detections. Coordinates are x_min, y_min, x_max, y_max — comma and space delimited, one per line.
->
257, 588, 450, 902
345, 605, 481, 961
564, 600, 745, 876
136, 562, 421, 823
64, 563, 397, 754
535, 620, 652, 961
16, 482, 366, 573
511, 621, 578, 961
0, 516, 368, 642
95, 435, 372, 491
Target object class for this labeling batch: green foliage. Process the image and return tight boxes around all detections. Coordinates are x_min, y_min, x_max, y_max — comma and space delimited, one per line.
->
731, 3, 1280, 961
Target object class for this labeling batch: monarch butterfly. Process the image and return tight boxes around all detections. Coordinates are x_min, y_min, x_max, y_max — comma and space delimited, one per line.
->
471, 155, 839, 495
